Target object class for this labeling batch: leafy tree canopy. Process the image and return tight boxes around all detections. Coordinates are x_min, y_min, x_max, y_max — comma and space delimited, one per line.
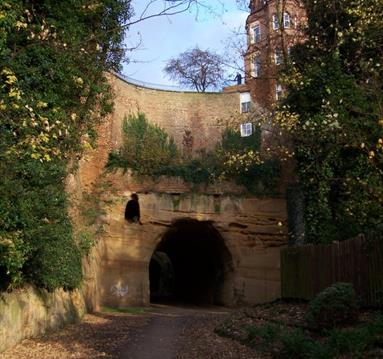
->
108, 112, 280, 194
0, 0, 132, 290
0, 0, 132, 162
276, 0, 383, 243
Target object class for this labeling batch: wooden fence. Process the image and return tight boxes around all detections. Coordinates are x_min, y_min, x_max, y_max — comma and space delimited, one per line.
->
281, 235, 383, 306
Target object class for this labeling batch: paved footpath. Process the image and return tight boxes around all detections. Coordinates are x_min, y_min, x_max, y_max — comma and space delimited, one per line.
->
1, 305, 258, 359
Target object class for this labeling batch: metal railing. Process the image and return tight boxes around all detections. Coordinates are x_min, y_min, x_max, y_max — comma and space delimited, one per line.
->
113, 72, 225, 93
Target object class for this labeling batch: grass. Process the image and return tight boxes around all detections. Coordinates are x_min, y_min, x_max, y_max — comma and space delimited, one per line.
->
101, 306, 154, 314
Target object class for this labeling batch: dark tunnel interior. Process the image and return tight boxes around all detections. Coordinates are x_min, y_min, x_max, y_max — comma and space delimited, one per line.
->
149, 218, 232, 305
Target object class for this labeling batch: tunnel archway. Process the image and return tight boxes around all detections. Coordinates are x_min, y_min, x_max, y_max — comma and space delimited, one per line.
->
149, 218, 233, 305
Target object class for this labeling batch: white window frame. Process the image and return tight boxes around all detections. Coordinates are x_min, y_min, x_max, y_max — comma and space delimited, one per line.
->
272, 14, 279, 30
240, 92, 252, 114
253, 24, 261, 43
240, 123, 253, 137
274, 49, 283, 65
284, 12, 291, 28
252, 57, 262, 77
241, 102, 251, 113
276, 84, 283, 101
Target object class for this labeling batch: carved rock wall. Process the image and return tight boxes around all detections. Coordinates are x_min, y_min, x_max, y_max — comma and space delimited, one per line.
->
99, 190, 287, 307
0, 286, 85, 353
71, 75, 288, 308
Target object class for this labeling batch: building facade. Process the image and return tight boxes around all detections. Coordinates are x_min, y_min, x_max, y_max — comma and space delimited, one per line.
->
245, 0, 306, 108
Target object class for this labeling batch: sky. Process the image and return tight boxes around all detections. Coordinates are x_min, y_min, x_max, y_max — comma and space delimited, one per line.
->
121, 0, 249, 89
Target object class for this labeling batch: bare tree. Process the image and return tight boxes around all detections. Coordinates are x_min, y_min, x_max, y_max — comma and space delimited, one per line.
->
221, 26, 248, 81
164, 47, 224, 92
127, 1, 225, 27
235, 0, 251, 11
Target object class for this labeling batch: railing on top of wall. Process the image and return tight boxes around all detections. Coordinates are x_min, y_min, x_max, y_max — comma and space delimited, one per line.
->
281, 235, 383, 307
112, 72, 233, 94
113, 72, 193, 92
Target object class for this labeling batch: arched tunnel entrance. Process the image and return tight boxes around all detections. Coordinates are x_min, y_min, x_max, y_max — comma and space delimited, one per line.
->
149, 218, 233, 305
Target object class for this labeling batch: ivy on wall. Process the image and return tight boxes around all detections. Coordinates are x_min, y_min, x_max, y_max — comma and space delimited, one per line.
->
107, 113, 281, 194
0, 160, 82, 291
274, 0, 383, 243
0, 0, 131, 291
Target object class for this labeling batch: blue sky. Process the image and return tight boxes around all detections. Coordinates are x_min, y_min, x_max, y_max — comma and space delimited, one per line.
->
122, 1, 248, 88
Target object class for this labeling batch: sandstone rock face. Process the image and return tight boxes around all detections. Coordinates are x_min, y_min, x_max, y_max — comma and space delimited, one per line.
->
99, 191, 287, 307
1, 74, 287, 354
71, 75, 288, 308
0, 286, 85, 353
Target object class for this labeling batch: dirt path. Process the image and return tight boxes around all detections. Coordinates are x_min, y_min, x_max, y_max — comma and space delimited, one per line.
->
118, 307, 188, 359
1, 305, 258, 359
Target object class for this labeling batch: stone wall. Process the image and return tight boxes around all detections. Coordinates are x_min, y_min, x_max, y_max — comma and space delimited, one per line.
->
0, 286, 85, 353
109, 74, 241, 152
0, 75, 287, 353
98, 187, 287, 307
70, 74, 289, 308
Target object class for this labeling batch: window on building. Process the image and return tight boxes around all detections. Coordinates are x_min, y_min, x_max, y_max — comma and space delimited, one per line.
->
241, 102, 251, 113
272, 14, 279, 30
240, 92, 252, 114
240, 123, 253, 137
284, 12, 291, 28
253, 25, 261, 43
253, 57, 262, 77
276, 84, 283, 101
273, 13, 291, 30
274, 49, 283, 65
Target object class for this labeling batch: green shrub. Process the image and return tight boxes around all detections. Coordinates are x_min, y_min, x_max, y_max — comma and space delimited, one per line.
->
245, 323, 281, 351
221, 126, 261, 153
77, 230, 95, 256
367, 314, 383, 335
327, 327, 374, 358
108, 113, 179, 176
278, 328, 315, 359
0, 160, 82, 291
0, 232, 31, 290
108, 113, 281, 194
26, 221, 82, 291
306, 282, 359, 330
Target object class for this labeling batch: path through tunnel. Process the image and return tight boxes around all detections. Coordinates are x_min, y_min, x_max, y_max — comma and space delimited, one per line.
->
149, 218, 233, 305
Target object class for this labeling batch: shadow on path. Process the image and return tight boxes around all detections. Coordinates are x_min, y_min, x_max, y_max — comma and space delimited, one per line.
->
1, 305, 256, 359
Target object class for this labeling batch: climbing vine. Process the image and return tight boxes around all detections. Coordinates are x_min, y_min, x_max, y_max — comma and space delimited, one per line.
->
274, 0, 383, 243
0, 0, 132, 291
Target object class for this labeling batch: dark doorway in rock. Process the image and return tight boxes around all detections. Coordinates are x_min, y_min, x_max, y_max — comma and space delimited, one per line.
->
149, 218, 233, 305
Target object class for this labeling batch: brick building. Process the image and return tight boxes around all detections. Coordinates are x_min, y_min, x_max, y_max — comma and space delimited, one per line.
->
244, 0, 306, 109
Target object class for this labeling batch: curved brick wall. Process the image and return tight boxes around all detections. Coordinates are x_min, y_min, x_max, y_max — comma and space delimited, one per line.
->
109, 74, 241, 152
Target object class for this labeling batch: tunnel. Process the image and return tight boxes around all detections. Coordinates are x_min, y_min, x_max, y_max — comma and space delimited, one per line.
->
149, 218, 233, 305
